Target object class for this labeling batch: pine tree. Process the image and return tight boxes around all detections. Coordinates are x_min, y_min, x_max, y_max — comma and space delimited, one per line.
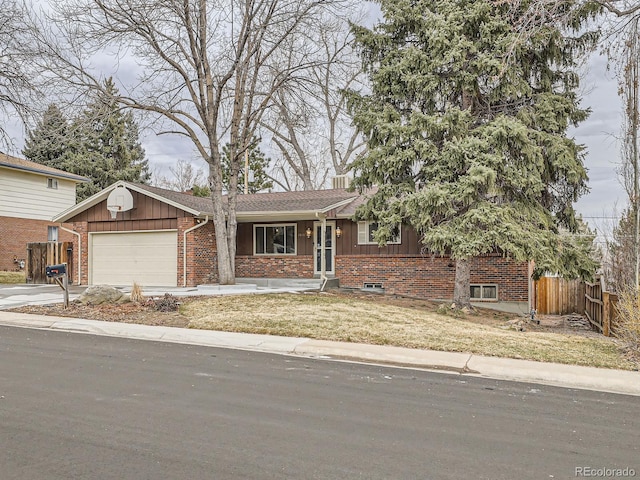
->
222, 138, 273, 194
68, 78, 150, 200
22, 104, 72, 171
24, 78, 150, 201
349, 0, 599, 308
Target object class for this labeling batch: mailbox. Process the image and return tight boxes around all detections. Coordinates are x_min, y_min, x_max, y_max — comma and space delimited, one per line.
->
45, 264, 67, 278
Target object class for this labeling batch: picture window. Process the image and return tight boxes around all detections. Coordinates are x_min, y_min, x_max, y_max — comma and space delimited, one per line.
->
254, 224, 297, 255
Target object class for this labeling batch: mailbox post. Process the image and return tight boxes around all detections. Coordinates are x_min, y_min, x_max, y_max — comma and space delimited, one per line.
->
46, 263, 69, 308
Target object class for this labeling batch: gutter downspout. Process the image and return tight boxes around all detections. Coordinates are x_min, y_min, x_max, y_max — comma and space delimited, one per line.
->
59, 224, 81, 286
183, 216, 209, 287
315, 212, 328, 291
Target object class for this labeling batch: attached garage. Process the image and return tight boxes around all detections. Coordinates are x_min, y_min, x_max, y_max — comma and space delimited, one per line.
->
90, 230, 178, 287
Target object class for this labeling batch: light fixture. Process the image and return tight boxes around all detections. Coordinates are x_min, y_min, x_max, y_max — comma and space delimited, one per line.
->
336, 226, 342, 238
305, 227, 312, 239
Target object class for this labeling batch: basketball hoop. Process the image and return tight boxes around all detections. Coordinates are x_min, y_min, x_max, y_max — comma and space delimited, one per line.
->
106, 185, 134, 220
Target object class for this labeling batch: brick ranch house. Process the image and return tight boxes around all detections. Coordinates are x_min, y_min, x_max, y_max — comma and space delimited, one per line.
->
53, 180, 533, 309
0, 152, 87, 273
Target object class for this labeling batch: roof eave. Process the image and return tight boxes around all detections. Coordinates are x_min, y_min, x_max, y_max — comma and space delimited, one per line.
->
53, 180, 203, 222
0, 162, 89, 183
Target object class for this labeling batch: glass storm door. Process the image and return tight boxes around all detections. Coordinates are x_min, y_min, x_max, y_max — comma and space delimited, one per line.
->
314, 221, 335, 275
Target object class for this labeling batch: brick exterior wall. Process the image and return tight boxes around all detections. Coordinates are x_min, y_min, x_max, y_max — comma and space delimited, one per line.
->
236, 255, 315, 278
470, 255, 530, 302
0, 216, 76, 272
336, 254, 529, 303
72, 219, 219, 287
177, 218, 217, 286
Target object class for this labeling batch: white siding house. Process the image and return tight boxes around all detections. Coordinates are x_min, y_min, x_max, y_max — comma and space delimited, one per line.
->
0, 153, 87, 272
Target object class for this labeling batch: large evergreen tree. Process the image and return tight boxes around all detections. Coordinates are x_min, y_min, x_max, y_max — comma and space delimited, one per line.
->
69, 78, 150, 200
349, 0, 599, 308
22, 104, 72, 171
24, 79, 150, 201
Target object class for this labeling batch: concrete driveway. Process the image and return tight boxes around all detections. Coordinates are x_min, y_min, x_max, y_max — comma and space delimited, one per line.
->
0, 284, 87, 310
0, 280, 322, 310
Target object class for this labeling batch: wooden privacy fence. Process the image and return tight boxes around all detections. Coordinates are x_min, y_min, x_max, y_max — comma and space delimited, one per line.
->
534, 277, 585, 315
584, 277, 618, 337
26, 242, 74, 284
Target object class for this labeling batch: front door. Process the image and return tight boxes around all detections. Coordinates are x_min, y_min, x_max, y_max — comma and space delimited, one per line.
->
314, 221, 335, 276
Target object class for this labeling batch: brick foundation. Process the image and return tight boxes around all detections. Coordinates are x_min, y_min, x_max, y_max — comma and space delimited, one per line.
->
336, 254, 529, 302
236, 255, 315, 279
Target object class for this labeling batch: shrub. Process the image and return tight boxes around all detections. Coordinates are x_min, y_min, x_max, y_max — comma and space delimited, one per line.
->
614, 287, 640, 355
130, 282, 145, 303
151, 293, 179, 312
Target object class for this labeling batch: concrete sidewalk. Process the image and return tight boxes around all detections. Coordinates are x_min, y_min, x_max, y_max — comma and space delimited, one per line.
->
1, 311, 638, 396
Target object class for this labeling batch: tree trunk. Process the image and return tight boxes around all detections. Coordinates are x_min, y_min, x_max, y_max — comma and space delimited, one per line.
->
453, 258, 472, 309
209, 160, 235, 285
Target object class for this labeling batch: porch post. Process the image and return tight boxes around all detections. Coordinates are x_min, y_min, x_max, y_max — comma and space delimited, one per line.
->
315, 212, 328, 291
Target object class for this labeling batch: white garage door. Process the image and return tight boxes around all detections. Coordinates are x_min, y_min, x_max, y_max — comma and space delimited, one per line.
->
91, 231, 178, 287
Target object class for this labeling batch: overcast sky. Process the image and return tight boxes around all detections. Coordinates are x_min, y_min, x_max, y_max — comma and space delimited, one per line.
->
571, 52, 626, 236
2, 5, 628, 239
141, 48, 630, 237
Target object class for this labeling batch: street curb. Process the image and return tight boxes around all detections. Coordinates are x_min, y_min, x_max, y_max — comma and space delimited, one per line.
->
1, 312, 639, 396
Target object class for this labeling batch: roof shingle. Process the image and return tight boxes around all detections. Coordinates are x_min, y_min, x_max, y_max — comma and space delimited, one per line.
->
134, 183, 360, 215
0, 152, 88, 182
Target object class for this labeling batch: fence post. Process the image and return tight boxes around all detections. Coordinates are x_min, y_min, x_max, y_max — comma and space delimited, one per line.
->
603, 292, 610, 337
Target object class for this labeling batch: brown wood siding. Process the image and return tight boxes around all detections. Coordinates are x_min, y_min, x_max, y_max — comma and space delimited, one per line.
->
236, 221, 316, 256
67, 191, 193, 227
335, 220, 422, 255
87, 219, 179, 233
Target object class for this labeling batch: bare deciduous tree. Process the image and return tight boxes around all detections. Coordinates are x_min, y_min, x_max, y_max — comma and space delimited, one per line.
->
612, 15, 640, 287
262, 5, 367, 190
31, 0, 347, 283
0, 0, 42, 149
153, 158, 207, 193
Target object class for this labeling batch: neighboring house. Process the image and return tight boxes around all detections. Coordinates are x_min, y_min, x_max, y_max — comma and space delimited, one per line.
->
53, 180, 532, 309
0, 153, 88, 272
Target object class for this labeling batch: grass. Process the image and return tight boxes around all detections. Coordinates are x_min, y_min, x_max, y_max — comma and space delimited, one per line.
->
0, 271, 26, 284
181, 291, 636, 370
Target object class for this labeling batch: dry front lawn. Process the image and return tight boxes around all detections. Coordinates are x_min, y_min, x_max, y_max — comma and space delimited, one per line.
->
183, 291, 636, 370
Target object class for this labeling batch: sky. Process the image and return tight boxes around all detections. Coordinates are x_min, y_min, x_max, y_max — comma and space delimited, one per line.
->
571, 52, 627, 235
2, 5, 629, 240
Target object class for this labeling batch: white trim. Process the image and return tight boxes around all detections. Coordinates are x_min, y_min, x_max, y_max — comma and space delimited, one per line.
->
53, 180, 202, 223
253, 223, 298, 256
314, 220, 336, 276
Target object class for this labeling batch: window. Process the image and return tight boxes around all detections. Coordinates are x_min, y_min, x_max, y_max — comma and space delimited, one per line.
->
357, 221, 401, 245
254, 224, 296, 255
470, 284, 498, 301
47, 178, 58, 189
47, 226, 58, 242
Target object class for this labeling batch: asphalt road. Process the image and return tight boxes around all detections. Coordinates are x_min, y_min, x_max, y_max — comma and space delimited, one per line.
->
1, 326, 638, 480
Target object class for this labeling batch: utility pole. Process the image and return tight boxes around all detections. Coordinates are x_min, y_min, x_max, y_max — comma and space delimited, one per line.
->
244, 148, 249, 195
